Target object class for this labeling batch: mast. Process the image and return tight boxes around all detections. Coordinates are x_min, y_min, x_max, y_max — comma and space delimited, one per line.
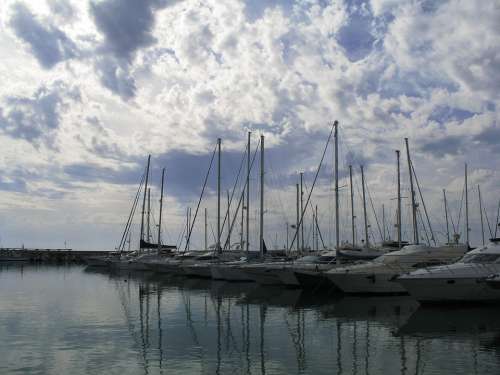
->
147, 188, 151, 243
157, 168, 165, 253
495, 200, 500, 238
349, 165, 355, 248
312, 210, 315, 251
296, 183, 300, 252
204, 207, 208, 251
300, 172, 304, 252
240, 187, 244, 250
361, 165, 369, 248
186, 207, 190, 251
382, 204, 386, 242
334, 121, 340, 254
259, 134, 265, 258
140, 155, 151, 248
396, 150, 402, 249
217, 138, 221, 254
227, 190, 231, 249
315, 205, 319, 251
405, 138, 419, 244
443, 189, 450, 244
246, 132, 251, 254
286, 222, 289, 251
465, 163, 469, 248
478, 185, 485, 246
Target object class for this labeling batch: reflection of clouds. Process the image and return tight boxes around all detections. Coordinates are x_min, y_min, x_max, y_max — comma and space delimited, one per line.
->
2, 265, 500, 374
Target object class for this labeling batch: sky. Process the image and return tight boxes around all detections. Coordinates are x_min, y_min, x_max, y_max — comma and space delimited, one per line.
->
0, 0, 498, 250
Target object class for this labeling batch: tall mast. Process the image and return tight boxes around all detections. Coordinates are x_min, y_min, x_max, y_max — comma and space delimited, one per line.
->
227, 190, 231, 249
296, 183, 300, 252
246, 132, 251, 254
495, 200, 500, 238
396, 150, 402, 249
405, 138, 419, 244
217, 138, 221, 254
349, 165, 355, 248
259, 134, 265, 258
240, 187, 244, 250
204, 207, 208, 251
286, 222, 289, 251
465, 163, 469, 248
315, 205, 319, 250
382, 204, 386, 242
334, 121, 340, 254
443, 189, 450, 244
312, 210, 315, 251
300, 172, 304, 252
478, 185, 485, 246
147, 188, 151, 243
140, 155, 151, 247
157, 168, 165, 253
360, 165, 369, 248
186, 207, 190, 251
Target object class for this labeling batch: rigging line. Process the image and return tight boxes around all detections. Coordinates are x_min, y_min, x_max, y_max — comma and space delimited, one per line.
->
119, 169, 146, 251
417, 208, 431, 246
315, 211, 326, 249
288, 121, 336, 252
267, 158, 290, 224
411, 160, 436, 245
120, 170, 145, 250
483, 202, 493, 238
495, 200, 500, 238
177, 221, 186, 251
220, 139, 257, 246
209, 222, 217, 246
301, 180, 327, 249
456, 182, 465, 234
223, 140, 260, 250
449, 190, 458, 236
365, 182, 384, 243
184, 144, 217, 252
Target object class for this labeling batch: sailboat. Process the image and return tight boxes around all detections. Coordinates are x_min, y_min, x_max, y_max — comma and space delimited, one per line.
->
324, 142, 468, 294
108, 157, 176, 270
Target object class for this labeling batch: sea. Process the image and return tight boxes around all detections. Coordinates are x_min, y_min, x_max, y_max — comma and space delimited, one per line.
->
1, 263, 499, 374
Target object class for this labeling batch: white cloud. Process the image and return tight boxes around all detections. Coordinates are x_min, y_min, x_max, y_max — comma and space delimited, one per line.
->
0, 0, 498, 249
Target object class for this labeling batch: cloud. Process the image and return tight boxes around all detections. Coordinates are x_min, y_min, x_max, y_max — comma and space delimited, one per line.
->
0, 81, 80, 148
47, 0, 75, 20
0, 176, 27, 193
94, 57, 137, 100
473, 125, 500, 154
420, 135, 465, 159
89, 0, 179, 98
90, 0, 173, 62
0, 0, 499, 249
8, 2, 78, 69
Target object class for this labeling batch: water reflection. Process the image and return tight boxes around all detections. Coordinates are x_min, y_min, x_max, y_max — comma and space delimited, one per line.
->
1, 265, 500, 374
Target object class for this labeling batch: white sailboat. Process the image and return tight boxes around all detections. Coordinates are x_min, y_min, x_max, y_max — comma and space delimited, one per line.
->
325, 142, 469, 294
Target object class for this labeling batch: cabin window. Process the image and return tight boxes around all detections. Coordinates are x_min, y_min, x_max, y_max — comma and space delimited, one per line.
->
462, 254, 500, 264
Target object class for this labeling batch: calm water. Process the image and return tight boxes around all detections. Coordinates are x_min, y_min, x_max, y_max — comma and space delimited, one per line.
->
1, 264, 500, 375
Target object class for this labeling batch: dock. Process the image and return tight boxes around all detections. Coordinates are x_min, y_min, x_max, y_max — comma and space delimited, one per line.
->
0, 248, 127, 264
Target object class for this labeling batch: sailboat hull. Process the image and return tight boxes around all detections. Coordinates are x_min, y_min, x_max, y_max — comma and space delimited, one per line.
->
212, 265, 254, 281
326, 272, 407, 294
399, 277, 500, 302
242, 267, 283, 285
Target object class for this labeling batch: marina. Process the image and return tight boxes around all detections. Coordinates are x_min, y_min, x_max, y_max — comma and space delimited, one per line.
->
1, 263, 500, 375
0, 1, 498, 374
